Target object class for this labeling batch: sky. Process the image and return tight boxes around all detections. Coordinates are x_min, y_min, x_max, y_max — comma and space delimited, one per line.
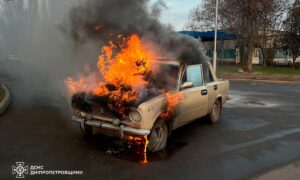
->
0, 0, 201, 31
151, 0, 201, 31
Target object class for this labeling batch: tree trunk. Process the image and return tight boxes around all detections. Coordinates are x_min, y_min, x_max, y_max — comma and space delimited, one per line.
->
262, 50, 267, 67
293, 56, 297, 69
245, 45, 254, 72
261, 29, 267, 68
243, 37, 254, 73
239, 39, 247, 66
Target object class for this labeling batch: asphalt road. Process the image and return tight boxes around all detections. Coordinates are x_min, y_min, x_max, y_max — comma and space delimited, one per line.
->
1, 61, 300, 180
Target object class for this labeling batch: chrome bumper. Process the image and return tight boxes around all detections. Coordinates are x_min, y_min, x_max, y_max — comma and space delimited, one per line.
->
72, 116, 150, 138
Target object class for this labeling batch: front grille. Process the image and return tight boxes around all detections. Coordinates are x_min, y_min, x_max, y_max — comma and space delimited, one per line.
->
90, 106, 117, 118
73, 106, 140, 129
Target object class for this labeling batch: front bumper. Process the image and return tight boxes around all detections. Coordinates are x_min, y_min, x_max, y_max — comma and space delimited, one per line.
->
72, 116, 150, 138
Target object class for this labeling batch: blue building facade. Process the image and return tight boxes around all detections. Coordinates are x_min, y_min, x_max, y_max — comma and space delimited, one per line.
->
179, 31, 239, 62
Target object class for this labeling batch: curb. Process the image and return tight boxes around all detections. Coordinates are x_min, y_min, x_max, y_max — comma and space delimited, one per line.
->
226, 79, 300, 85
0, 83, 11, 114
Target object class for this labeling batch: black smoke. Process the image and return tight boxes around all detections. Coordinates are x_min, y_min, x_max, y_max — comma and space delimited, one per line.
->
66, 0, 211, 118
68, 0, 208, 65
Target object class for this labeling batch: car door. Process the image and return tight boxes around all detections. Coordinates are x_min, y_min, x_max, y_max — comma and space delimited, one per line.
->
205, 67, 218, 112
174, 64, 208, 128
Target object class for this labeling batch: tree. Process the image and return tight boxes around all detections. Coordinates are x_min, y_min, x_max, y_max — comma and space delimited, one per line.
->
257, 1, 291, 67
282, 0, 300, 69
185, 0, 291, 72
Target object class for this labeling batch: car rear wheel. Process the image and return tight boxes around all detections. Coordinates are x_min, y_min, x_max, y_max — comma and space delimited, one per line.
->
147, 120, 169, 152
208, 99, 221, 124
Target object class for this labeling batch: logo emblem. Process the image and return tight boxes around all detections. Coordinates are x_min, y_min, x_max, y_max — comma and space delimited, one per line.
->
12, 162, 28, 178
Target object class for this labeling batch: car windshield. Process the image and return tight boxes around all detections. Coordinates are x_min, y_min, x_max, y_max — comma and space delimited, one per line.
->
148, 64, 179, 91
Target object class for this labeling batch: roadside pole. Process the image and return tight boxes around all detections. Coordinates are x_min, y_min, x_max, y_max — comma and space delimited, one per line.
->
213, 0, 219, 73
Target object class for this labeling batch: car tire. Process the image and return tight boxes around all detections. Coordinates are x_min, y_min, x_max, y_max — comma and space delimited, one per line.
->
208, 99, 222, 124
79, 123, 93, 138
147, 120, 169, 152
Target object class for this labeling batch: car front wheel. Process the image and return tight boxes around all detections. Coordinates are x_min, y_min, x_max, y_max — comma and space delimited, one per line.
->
147, 120, 169, 152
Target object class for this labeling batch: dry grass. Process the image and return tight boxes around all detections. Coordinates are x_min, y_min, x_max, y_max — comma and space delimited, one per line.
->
217, 64, 300, 76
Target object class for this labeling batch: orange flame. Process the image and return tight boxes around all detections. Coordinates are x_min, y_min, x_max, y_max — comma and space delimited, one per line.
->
66, 34, 155, 116
66, 34, 182, 118
97, 34, 153, 88
125, 135, 149, 164
161, 92, 183, 119
141, 135, 149, 164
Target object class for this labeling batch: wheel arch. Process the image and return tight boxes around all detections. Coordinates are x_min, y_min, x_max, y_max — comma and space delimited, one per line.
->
152, 112, 173, 137
216, 95, 223, 106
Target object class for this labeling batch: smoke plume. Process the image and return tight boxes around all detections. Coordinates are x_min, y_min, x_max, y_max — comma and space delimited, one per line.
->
65, 0, 209, 117
0, 0, 208, 112
67, 0, 208, 65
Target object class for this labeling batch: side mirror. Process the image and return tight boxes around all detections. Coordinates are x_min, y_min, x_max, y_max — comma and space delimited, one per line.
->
180, 82, 193, 89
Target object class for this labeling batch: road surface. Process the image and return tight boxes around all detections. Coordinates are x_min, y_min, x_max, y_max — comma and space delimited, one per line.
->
1, 61, 300, 179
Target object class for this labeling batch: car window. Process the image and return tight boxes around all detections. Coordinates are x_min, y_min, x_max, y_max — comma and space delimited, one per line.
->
150, 64, 179, 91
185, 65, 203, 87
207, 69, 214, 83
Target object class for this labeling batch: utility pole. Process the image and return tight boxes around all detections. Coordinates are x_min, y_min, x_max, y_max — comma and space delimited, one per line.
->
213, 0, 219, 73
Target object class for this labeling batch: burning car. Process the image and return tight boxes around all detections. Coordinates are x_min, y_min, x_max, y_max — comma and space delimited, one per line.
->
67, 34, 229, 152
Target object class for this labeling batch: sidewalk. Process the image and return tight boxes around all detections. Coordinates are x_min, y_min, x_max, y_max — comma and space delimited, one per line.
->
255, 160, 300, 180
220, 73, 300, 84
0, 83, 11, 114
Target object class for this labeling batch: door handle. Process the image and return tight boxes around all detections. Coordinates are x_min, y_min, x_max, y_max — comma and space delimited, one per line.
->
214, 85, 218, 90
201, 89, 208, 96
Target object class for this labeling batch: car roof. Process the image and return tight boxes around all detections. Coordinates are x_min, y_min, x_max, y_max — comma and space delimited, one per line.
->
154, 59, 181, 66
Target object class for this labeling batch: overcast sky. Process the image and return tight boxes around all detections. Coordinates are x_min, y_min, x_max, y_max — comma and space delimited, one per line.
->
152, 0, 201, 31
0, 0, 200, 31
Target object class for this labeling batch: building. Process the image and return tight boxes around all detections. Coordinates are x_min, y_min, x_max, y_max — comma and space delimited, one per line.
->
179, 31, 239, 63
179, 30, 295, 65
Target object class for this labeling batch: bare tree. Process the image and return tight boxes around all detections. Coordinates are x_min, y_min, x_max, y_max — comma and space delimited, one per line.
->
185, 1, 219, 31
258, 0, 291, 67
185, 0, 292, 72
282, 0, 300, 69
